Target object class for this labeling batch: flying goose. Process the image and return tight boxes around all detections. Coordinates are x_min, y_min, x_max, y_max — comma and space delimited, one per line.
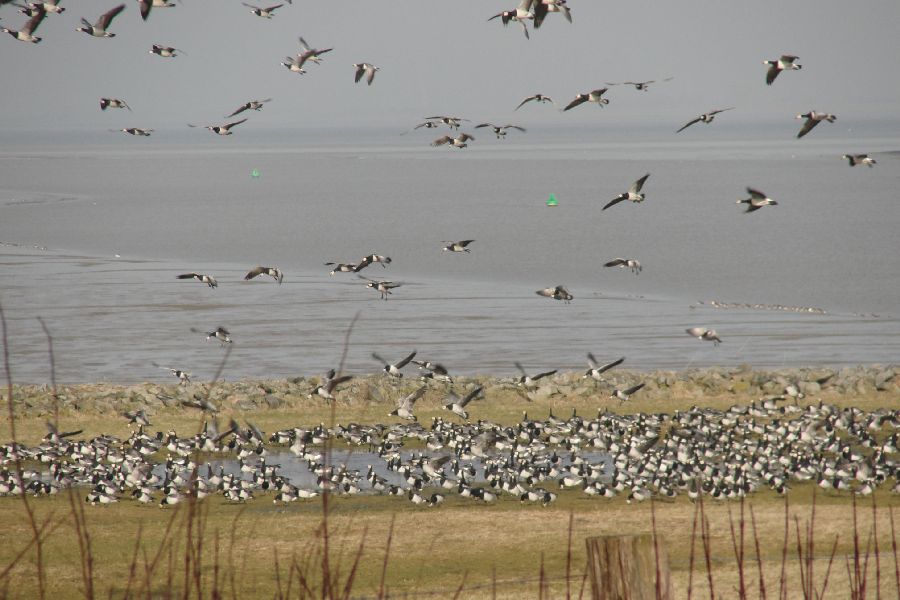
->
610, 382, 645, 403
737, 188, 777, 213
514, 361, 557, 389
533, 0, 571, 28
443, 386, 483, 420
414, 360, 452, 383
111, 127, 152, 136
281, 55, 306, 74
373, 350, 417, 377
308, 372, 352, 401
188, 118, 247, 135
150, 44, 185, 57
424, 116, 469, 130
324, 262, 357, 275
475, 123, 526, 139
295, 36, 332, 68
604, 258, 642, 274
22, 0, 64, 14
360, 276, 401, 299
158, 366, 191, 385
515, 94, 556, 110
442, 239, 474, 253
242, 3, 282, 18
564, 89, 609, 111
686, 327, 722, 345
606, 77, 673, 91
842, 154, 876, 167
176, 272, 218, 287
13, 3, 43, 17
676, 107, 734, 133
536, 285, 573, 303
77, 4, 125, 37
583, 354, 625, 381
2, 7, 45, 42
226, 98, 271, 118
353, 62, 379, 85
603, 173, 650, 210
244, 266, 283, 283
100, 97, 130, 111
431, 133, 475, 148
138, 0, 174, 21
764, 55, 801, 85
413, 120, 440, 130
488, 0, 536, 39
194, 326, 232, 345
389, 386, 427, 421
795, 111, 836, 138
354, 254, 391, 271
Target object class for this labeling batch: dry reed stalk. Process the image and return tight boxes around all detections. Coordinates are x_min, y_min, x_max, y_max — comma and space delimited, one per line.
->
566, 511, 574, 600
727, 498, 747, 599
749, 505, 768, 600
889, 506, 899, 600
779, 495, 789, 600
873, 496, 881, 600
376, 514, 396, 600
817, 536, 840, 600
451, 571, 469, 600
697, 492, 715, 600
687, 493, 700, 600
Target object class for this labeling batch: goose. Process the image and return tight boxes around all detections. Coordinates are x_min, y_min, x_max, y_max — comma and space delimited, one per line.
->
361, 277, 401, 300
77, 4, 125, 37
676, 107, 734, 133
354, 254, 391, 271
203, 327, 232, 345
604, 258, 641, 274
372, 350, 417, 377
242, 3, 282, 18
2, 7, 45, 42
295, 36, 332, 68
583, 354, 625, 382
442, 239, 474, 253
111, 127, 153, 136
176, 272, 218, 287
603, 174, 650, 210
158, 366, 191, 385
13, 3, 44, 17
124, 408, 151, 426
686, 327, 722, 345
842, 154, 876, 168
226, 98, 271, 118
610, 382, 645, 403
564, 89, 609, 111
431, 133, 475, 148
389, 386, 426, 421
100, 97, 130, 111
424, 115, 469, 130
443, 386, 483, 420
138, 0, 174, 21
25, 0, 64, 14
413, 120, 441, 130
353, 62, 379, 85
533, 0, 571, 28
475, 123, 526, 139
188, 118, 247, 135
515, 94, 556, 110
150, 44, 185, 57
281, 55, 306, 74
764, 55, 801, 86
324, 262, 357, 275
515, 362, 557, 389
536, 285, 573, 303
795, 111, 836, 139
737, 188, 777, 213
488, 0, 535, 39
606, 77, 673, 91
308, 373, 352, 401
244, 266, 283, 283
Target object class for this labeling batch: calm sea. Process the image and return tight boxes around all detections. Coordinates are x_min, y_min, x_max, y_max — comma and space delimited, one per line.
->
1, 124, 898, 383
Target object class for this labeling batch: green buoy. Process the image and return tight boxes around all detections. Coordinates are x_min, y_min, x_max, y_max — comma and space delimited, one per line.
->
250, 168, 260, 179
546, 193, 558, 206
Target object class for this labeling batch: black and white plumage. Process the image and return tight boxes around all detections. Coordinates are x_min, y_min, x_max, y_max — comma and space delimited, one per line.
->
354, 254, 391, 272
389, 386, 426, 421
424, 116, 470, 130
138, 0, 175, 21
413, 360, 452, 383
100, 97, 130, 111
604, 258, 642, 274
244, 266, 283, 283
373, 350, 417, 377
475, 123, 526, 139
188, 118, 247, 135
442, 239, 475, 253
610, 382, 645, 403
796, 111, 836, 139
764, 55, 801, 86
431, 133, 475, 148
515, 94, 556, 110
176, 272, 218, 288
536, 285, 573, 303
308, 373, 352, 401
200, 327, 232, 345
295, 36, 333, 68
606, 77, 673, 91
488, 0, 536, 39
226, 98, 271, 118
564, 89, 609, 111
603, 174, 650, 211
158, 366, 191, 385
124, 408, 151, 426
737, 188, 777, 213
533, 0, 571, 28
77, 4, 125, 37
842, 154, 876, 168
281, 55, 306, 74
353, 62, 379, 85
443, 386, 483, 420
686, 327, 722, 345
361, 277, 402, 300
111, 127, 153, 136
19, 0, 64, 15
676, 107, 734, 133
242, 3, 282, 18
2, 7, 46, 42
324, 262, 357, 275
583, 354, 625, 382
514, 362, 557, 389
150, 44, 185, 57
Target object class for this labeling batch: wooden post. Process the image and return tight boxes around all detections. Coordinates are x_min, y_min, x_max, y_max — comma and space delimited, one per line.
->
585, 534, 672, 600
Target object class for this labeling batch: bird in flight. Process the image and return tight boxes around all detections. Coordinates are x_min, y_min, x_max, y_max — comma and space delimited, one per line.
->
139, 0, 175, 21
475, 123, 526, 139
686, 327, 722, 345
737, 188, 777, 213
77, 4, 125, 37
515, 94, 556, 111
583, 354, 625, 382
244, 266, 283, 283
100, 97, 130, 111
536, 285, 573, 303
795, 111, 836, 139
488, 0, 536, 39
676, 107, 734, 133
842, 154, 876, 168
226, 98, 271, 118
764, 55, 801, 86
242, 3, 283, 18
188, 118, 248, 135
604, 258, 642, 274
603, 174, 650, 211
2, 7, 46, 43
353, 62, 379, 85
442, 240, 475, 253
150, 44, 186, 57
564, 89, 609, 111
431, 133, 475, 148
176, 272, 218, 288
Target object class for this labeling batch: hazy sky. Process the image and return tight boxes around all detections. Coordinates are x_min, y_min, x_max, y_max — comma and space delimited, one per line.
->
1, 0, 899, 133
